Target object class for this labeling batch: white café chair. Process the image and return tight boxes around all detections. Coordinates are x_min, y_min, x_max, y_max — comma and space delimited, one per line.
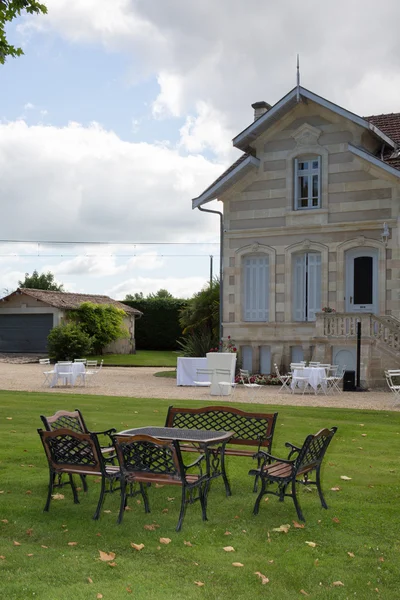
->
55, 362, 73, 386
239, 369, 262, 400
309, 361, 321, 367
326, 365, 346, 394
85, 360, 104, 385
86, 360, 98, 368
39, 358, 55, 387
290, 364, 312, 394
215, 368, 237, 396
274, 363, 292, 394
193, 368, 213, 388
74, 358, 87, 365
385, 370, 400, 402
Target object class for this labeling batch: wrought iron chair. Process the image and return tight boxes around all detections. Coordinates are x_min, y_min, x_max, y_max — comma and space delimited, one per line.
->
113, 434, 209, 531
38, 428, 120, 519
274, 364, 292, 394
40, 409, 116, 491
249, 427, 338, 522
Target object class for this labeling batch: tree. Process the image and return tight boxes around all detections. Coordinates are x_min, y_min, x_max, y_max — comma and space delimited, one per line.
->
177, 279, 220, 356
0, 1, 47, 64
69, 302, 128, 355
18, 269, 64, 291
124, 292, 144, 302
148, 289, 174, 299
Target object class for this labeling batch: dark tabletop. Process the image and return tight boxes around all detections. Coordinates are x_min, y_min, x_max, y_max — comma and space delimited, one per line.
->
118, 426, 233, 444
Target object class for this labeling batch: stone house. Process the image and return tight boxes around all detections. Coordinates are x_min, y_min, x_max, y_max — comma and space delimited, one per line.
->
0, 288, 142, 354
192, 85, 400, 387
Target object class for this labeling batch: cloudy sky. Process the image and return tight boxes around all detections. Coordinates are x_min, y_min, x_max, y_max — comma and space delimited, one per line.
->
1, 0, 399, 300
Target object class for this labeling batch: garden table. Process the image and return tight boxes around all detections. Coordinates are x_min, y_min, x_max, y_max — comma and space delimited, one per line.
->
176, 357, 207, 385
50, 362, 85, 387
290, 367, 327, 393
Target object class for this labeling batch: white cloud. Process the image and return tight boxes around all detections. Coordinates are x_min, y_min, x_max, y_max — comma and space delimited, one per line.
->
179, 101, 234, 159
108, 275, 207, 300
24, 102, 35, 110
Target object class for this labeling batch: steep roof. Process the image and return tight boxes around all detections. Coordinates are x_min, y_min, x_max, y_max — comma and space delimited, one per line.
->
1, 288, 142, 315
364, 113, 400, 171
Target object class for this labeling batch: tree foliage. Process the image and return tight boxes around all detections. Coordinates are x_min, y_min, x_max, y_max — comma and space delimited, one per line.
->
0, 0, 47, 64
69, 302, 128, 354
177, 279, 220, 356
47, 323, 93, 362
18, 269, 64, 291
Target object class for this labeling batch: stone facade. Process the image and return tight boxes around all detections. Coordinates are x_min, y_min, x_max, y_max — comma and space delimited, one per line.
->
194, 88, 400, 387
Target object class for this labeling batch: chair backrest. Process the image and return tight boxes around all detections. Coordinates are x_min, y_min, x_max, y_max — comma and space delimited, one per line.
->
290, 363, 305, 370
215, 368, 232, 382
38, 428, 103, 474
39, 358, 50, 365
165, 405, 278, 449
40, 409, 88, 433
239, 369, 250, 384
57, 361, 72, 365
309, 362, 320, 367
294, 427, 338, 475
113, 434, 183, 481
86, 360, 98, 368
74, 358, 87, 364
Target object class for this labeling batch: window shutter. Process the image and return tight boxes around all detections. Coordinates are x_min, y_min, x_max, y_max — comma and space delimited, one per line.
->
293, 254, 306, 321
294, 158, 299, 209
244, 256, 269, 322
307, 253, 321, 321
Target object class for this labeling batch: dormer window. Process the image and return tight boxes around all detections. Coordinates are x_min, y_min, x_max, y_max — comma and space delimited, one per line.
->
294, 156, 321, 209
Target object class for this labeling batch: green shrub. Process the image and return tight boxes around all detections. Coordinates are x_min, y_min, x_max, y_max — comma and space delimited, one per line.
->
47, 323, 93, 361
69, 302, 128, 354
176, 329, 215, 357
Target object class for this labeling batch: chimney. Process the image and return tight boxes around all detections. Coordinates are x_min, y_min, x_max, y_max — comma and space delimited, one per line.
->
251, 101, 271, 121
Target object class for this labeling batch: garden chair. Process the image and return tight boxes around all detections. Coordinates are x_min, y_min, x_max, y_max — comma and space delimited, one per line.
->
74, 358, 87, 365
40, 409, 116, 491
326, 365, 345, 394
290, 365, 312, 395
215, 368, 237, 396
193, 368, 213, 388
113, 433, 209, 531
308, 361, 320, 367
85, 360, 104, 385
86, 360, 98, 368
239, 369, 262, 400
249, 426, 338, 521
39, 358, 55, 387
385, 370, 400, 402
274, 364, 292, 394
38, 428, 120, 519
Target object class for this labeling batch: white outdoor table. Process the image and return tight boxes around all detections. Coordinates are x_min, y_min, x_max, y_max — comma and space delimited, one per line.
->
176, 357, 208, 386
291, 367, 327, 392
50, 362, 86, 387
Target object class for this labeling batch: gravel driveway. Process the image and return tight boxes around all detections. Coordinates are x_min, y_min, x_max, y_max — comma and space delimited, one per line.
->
0, 362, 397, 411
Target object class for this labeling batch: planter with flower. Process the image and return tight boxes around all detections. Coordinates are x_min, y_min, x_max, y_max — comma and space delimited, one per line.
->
321, 307, 336, 313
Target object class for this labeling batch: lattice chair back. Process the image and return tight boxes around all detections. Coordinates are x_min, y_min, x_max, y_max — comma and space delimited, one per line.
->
38, 428, 104, 475
40, 409, 88, 434
114, 434, 182, 481
294, 427, 338, 475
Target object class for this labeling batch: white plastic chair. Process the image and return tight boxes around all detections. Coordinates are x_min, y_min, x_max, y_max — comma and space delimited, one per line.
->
385, 370, 400, 402
39, 358, 55, 387
54, 362, 73, 386
239, 369, 262, 400
193, 368, 213, 388
215, 368, 237, 396
274, 364, 292, 394
86, 360, 98, 368
309, 361, 321, 367
74, 358, 87, 365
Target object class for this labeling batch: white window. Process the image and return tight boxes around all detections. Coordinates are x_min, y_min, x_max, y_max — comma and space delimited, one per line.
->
293, 252, 321, 322
243, 255, 269, 322
294, 157, 321, 209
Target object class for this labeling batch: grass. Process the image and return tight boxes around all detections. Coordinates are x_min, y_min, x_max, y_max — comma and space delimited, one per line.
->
0, 390, 399, 599
153, 370, 177, 378
89, 350, 178, 367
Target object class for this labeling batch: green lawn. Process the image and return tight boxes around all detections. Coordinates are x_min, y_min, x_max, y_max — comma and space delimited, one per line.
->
89, 350, 178, 367
0, 390, 399, 599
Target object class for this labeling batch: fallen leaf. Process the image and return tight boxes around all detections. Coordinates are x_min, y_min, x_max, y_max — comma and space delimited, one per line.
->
254, 571, 269, 585
330, 487, 341, 492
223, 546, 235, 552
124, 506, 132, 511
26, 529, 33, 536
130, 543, 144, 551
194, 581, 204, 587
41, 545, 48, 549
136, 500, 141, 505
25, 490, 32, 495
232, 562, 244, 567
184, 541, 193, 547
108, 562, 117, 567
144, 524, 159, 531
340, 476, 352, 481
292, 521, 305, 529
300, 591, 310, 596
87, 578, 93, 584
98, 550, 116, 562
332, 581, 344, 587
314, 559, 319, 566
97, 594, 103, 599
160, 538, 171, 545
224, 531, 231, 535
347, 552, 355, 558
103, 510, 112, 514
361, 433, 367, 437
167, 497, 175, 502
0, 556, 5, 560
13, 541, 21, 546
1, 519, 8, 524
96, 533, 101, 537
272, 524, 290, 533
332, 517, 340, 523
153, 410, 159, 413
162, 509, 168, 513
379, 556, 384, 562
68, 542, 78, 546
6, 417, 12, 420
52, 494, 64, 500
27, 553, 33, 557
126, 587, 132, 593
268, 560, 274, 563
155, 484, 164, 488
305, 541, 317, 548
264, 497, 269, 502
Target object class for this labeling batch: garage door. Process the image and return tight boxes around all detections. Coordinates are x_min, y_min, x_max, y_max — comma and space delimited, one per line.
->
0, 314, 53, 353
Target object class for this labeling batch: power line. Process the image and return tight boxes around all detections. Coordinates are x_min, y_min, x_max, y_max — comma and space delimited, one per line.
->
0, 253, 218, 258
0, 239, 220, 246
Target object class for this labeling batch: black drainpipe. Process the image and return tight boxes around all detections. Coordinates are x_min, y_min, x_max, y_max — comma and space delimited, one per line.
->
197, 205, 224, 346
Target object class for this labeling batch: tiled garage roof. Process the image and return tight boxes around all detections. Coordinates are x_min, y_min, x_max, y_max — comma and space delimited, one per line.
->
2, 288, 142, 315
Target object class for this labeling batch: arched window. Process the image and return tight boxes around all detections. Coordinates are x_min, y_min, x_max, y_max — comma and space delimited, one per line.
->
243, 254, 269, 322
293, 252, 321, 321
294, 156, 321, 209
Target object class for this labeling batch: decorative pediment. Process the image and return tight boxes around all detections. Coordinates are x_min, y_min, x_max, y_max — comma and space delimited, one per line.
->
292, 123, 321, 148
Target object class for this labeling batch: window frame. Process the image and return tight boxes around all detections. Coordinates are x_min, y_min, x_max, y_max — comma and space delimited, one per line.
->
243, 254, 270, 323
294, 156, 321, 210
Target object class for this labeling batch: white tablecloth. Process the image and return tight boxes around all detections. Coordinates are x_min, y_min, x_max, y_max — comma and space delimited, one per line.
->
177, 357, 208, 386
291, 367, 327, 391
50, 362, 85, 387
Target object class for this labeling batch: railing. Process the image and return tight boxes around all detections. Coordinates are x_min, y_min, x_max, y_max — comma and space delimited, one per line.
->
315, 312, 400, 355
